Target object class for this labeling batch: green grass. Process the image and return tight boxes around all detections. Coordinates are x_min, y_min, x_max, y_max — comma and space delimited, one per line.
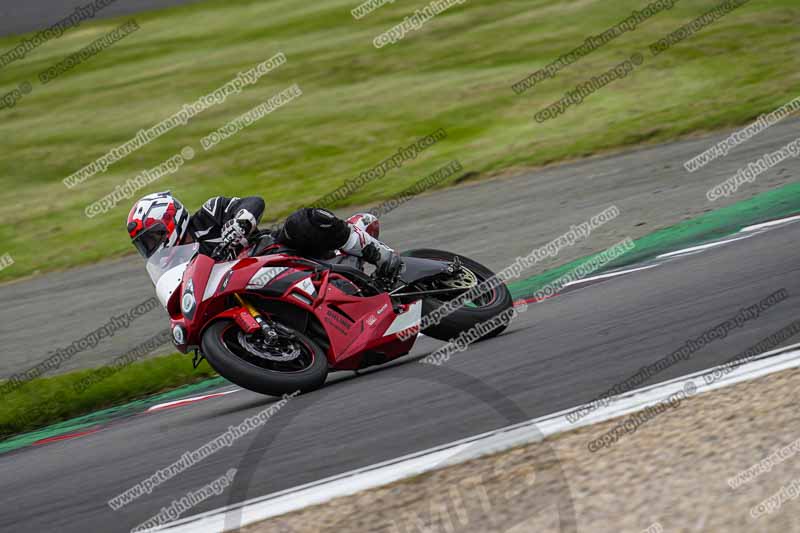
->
0, 353, 216, 438
0, 0, 798, 282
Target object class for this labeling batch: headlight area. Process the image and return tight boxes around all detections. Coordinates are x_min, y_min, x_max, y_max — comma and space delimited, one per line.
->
181, 279, 197, 319
172, 323, 186, 346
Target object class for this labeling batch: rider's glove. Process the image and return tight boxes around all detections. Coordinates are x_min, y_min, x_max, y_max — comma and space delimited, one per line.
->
362, 243, 403, 283
221, 209, 256, 247
377, 252, 403, 283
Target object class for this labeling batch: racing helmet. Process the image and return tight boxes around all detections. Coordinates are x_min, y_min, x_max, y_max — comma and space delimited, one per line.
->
127, 191, 189, 258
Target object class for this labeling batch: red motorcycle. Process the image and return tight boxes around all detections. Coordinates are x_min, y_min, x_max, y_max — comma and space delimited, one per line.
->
145, 233, 513, 396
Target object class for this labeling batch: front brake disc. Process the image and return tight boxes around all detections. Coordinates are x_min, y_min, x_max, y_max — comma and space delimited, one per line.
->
237, 332, 301, 362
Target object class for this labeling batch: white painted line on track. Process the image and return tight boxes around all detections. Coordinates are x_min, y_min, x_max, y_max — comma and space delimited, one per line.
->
530, 211, 800, 300
656, 234, 754, 259
157, 342, 800, 533
561, 264, 659, 289
146, 389, 240, 412
654, 212, 800, 261
739, 214, 800, 233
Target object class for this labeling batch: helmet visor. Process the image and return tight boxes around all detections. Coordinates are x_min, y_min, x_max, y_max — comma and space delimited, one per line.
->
132, 223, 169, 258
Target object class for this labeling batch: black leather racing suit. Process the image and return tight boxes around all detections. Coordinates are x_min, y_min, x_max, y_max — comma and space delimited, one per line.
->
186, 196, 265, 257
187, 197, 398, 273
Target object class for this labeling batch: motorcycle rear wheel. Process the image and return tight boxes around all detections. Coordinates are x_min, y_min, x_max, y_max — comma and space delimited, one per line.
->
402, 249, 515, 342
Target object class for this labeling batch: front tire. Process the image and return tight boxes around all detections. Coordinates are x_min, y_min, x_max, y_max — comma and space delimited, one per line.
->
402, 249, 514, 342
201, 320, 328, 396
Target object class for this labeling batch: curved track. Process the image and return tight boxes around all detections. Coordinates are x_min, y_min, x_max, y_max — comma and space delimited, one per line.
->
1, 218, 799, 532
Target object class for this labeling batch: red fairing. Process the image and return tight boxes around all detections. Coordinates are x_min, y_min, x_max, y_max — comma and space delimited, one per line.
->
171, 248, 421, 371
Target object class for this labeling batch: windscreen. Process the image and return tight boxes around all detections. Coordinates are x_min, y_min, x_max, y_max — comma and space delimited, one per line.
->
145, 243, 199, 287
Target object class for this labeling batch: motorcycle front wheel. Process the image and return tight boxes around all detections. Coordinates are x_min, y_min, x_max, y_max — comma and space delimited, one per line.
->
201, 319, 328, 396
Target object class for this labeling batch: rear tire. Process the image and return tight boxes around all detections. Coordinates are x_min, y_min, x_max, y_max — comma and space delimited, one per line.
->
201, 320, 328, 396
402, 249, 514, 342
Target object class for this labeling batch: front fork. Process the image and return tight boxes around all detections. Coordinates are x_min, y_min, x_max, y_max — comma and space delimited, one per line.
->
234, 294, 294, 344
193, 294, 288, 369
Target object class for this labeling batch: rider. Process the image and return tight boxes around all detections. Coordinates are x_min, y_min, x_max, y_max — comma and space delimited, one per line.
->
126, 191, 402, 280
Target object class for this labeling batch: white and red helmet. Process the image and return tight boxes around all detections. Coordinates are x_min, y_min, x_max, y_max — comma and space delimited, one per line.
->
127, 191, 189, 258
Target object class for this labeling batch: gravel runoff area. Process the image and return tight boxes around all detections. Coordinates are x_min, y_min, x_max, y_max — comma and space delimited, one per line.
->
237, 366, 800, 533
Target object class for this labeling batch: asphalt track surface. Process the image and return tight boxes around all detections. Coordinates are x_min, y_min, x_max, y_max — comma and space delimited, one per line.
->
0, 0, 204, 37
2, 218, 799, 532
